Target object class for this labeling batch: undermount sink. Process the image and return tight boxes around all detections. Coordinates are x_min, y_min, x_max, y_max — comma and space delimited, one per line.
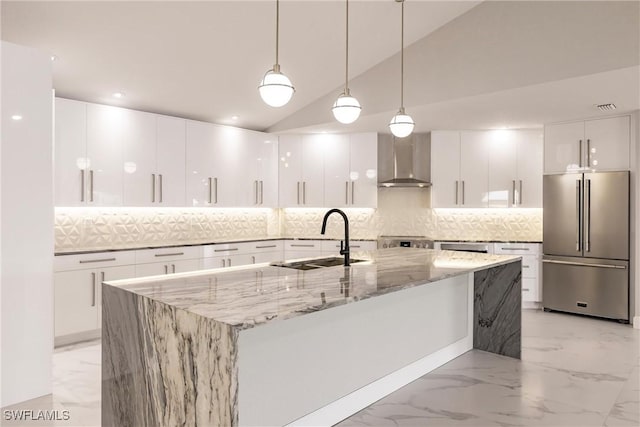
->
271, 256, 366, 271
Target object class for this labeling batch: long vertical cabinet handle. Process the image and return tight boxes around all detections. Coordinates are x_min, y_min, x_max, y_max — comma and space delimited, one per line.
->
519, 180, 523, 206
222, 259, 226, 268
260, 181, 264, 205
208, 177, 213, 204
80, 170, 85, 202
91, 272, 96, 307
152, 174, 156, 203
214, 177, 218, 204
89, 170, 94, 202
228, 258, 232, 267
255, 180, 259, 205
172, 264, 176, 273
99, 271, 105, 307
297, 182, 300, 205
345, 181, 349, 204
164, 265, 168, 274
455, 181, 459, 205
303, 181, 306, 204
576, 179, 582, 251
586, 139, 591, 168
578, 139, 583, 168
585, 179, 591, 252
159, 174, 163, 203
462, 181, 465, 205
512, 180, 516, 206
351, 181, 355, 205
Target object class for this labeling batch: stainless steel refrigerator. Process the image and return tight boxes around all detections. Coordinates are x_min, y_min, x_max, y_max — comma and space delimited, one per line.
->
543, 171, 629, 322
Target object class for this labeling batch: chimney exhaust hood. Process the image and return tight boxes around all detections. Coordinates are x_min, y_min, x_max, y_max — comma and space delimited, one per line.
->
378, 133, 431, 188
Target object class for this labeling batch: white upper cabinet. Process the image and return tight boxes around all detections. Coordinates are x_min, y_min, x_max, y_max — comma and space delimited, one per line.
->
488, 130, 543, 208
431, 131, 461, 208
459, 131, 490, 208
185, 121, 220, 207
121, 109, 157, 206
55, 98, 87, 207
278, 134, 325, 207
323, 134, 351, 207
348, 133, 378, 208
237, 130, 278, 208
544, 115, 630, 173
156, 116, 186, 207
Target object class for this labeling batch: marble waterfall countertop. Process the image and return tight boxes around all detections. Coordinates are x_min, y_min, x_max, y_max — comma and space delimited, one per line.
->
104, 248, 520, 330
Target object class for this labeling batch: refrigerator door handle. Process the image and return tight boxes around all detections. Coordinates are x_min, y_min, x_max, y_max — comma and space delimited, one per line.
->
543, 259, 627, 270
575, 179, 582, 252
585, 179, 591, 252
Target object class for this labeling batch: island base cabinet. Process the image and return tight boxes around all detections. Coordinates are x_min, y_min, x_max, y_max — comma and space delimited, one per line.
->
54, 265, 135, 346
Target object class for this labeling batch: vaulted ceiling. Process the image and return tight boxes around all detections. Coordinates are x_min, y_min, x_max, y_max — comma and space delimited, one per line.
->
2, 1, 639, 134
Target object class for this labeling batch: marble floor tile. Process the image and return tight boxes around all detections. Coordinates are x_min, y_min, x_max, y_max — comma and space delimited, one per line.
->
604, 367, 640, 426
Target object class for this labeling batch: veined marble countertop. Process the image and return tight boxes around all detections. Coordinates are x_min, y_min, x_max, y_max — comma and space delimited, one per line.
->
105, 248, 520, 330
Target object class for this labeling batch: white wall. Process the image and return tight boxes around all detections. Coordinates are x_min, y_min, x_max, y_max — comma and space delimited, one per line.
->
0, 41, 54, 406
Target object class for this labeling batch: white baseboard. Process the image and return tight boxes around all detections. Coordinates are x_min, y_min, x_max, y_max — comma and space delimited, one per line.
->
634, 316, 640, 329
285, 335, 473, 427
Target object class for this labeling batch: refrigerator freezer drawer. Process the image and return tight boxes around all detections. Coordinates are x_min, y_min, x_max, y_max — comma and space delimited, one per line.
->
542, 256, 628, 321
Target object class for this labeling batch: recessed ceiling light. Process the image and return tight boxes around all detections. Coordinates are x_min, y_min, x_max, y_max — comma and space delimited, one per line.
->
50, 55, 58, 62
11, 115, 22, 121
112, 92, 125, 99
231, 115, 239, 121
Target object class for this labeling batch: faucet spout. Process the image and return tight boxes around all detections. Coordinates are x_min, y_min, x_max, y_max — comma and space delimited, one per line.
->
320, 208, 350, 267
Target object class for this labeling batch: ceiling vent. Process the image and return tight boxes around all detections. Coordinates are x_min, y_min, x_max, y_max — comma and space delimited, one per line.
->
596, 103, 616, 111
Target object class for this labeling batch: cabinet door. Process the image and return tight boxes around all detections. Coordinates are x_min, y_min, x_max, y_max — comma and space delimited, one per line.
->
301, 135, 326, 207
431, 131, 460, 208
278, 135, 304, 207
252, 251, 283, 264
135, 262, 171, 278
171, 259, 200, 274
488, 130, 517, 208
258, 136, 279, 207
211, 125, 244, 207
460, 131, 490, 208
157, 116, 186, 206
122, 109, 157, 206
516, 131, 543, 207
349, 133, 378, 208
54, 269, 99, 336
544, 121, 584, 173
584, 116, 630, 171
186, 121, 217, 206
54, 98, 87, 206
86, 104, 124, 206
97, 265, 136, 326
323, 134, 351, 207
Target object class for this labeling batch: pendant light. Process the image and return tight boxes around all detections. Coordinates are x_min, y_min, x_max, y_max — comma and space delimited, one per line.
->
332, 0, 361, 124
389, 0, 414, 138
259, 0, 295, 107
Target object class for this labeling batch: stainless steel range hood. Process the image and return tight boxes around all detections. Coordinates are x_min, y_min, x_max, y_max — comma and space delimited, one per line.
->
378, 133, 431, 188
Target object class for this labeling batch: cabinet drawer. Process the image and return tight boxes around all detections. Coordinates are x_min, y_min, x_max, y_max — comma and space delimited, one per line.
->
320, 240, 376, 253
202, 242, 254, 258
135, 246, 201, 263
521, 256, 540, 279
246, 240, 283, 254
55, 250, 136, 272
522, 277, 540, 302
493, 243, 541, 255
284, 240, 323, 251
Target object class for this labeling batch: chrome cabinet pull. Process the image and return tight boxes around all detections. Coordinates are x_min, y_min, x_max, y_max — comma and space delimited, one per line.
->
290, 244, 314, 248
455, 181, 459, 205
227, 258, 232, 267
164, 265, 168, 274
79, 257, 116, 264
585, 179, 591, 252
512, 180, 516, 206
152, 174, 156, 203
208, 177, 213, 204
351, 181, 355, 204
500, 247, 530, 251
222, 259, 226, 268
462, 181, 465, 205
586, 139, 591, 168
154, 252, 184, 257
214, 248, 238, 252
172, 264, 176, 273
303, 181, 306, 204
256, 244, 277, 249
159, 174, 163, 203
214, 177, 218, 204
297, 182, 300, 205
89, 170, 94, 202
519, 180, 523, 205
80, 170, 85, 202
260, 180, 264, 204
255, 180, 259, 205
345, 181, 349, 204
576, 179, 582, 251
578, 139, 583, 167
251, 256, 256, 264
91, 272, 96, 307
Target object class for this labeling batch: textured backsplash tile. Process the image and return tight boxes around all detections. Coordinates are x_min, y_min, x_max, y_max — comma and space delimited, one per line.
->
55, 190, 542, 251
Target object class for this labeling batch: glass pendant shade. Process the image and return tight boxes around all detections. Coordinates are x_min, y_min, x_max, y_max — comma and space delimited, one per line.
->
332, 93, 361, 124
259, 68, 294, 107
389, 110, 415, 138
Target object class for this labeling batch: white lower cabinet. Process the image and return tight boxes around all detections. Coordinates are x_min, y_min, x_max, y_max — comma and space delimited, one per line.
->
135, 259, 200, 277
201, 240, 285, 269
321, 240, 376, 256
493, 243, 541, 303
54, 251, 136, 345
284, 240, 324, 260
134, 246, 202, 277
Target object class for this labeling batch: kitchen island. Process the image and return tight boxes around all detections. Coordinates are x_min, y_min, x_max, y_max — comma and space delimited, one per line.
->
102, 248, 521, 426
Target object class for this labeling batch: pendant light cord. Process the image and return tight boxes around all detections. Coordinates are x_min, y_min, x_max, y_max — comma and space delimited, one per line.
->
275, 0, 280, 66
345, 0, 349, 94
400, 0, 404, 109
